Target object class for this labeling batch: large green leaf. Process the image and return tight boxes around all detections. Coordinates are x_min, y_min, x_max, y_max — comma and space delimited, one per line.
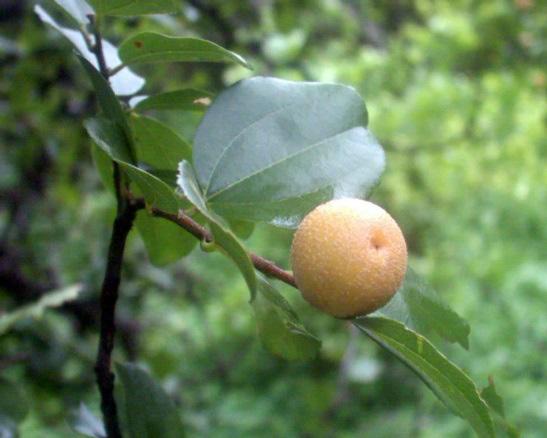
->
34, 5, 144, 96
89, 0, 178, 16
177, 161, 256, 298
131, 115, 191, 171
377, 268, 470, 349
118, 32, 250, 69
85, 117, 182, 213
0, 285, 82, 335
192, 76, 385, 227
134, 89, 213, 112
135, 212, 196, 266
116, 363, 185, 438
354, 317, 495, 438
253, 276, 320, 360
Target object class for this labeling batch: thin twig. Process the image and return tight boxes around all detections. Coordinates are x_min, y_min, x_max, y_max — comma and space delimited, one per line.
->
250, 254, 297, 288
108, 63, 126, 77
151, 208, 211, 242
149, 207, 297, 288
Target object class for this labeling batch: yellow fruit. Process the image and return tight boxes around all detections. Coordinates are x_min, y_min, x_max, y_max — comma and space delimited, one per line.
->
290, 198, 407, 318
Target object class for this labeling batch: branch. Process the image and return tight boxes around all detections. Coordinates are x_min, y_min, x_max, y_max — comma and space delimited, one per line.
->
108, 63, 126, 77
251, 253, 297, 288
88, 15, 130, 438
149, 207, 297, 289
94, 202, 138, 438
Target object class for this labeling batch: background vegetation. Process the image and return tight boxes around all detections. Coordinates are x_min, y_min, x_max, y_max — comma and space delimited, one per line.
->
1, 0, 545, 436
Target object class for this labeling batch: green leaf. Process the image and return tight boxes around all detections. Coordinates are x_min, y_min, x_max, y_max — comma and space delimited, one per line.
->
78, 56, 134, 145
147, 169, 178, 187
0, 378, 29, 426
53, 0, 94, 25
176, 161, 208, 212
481, 378, 505, 418
34, 5, 144, 95
116, 363, 185, 438
177, 161, 256, 298
481, 379, 520, 438
134, 89, 214, 112
135, 212, 196, 266
118, 32, 250, 69
377, 268, 470, 349
91, 143, 115, 193
131, 115, 191, 171
84, 116, 133, 163
0, 285, 82, 335
89, 0, 178, 16
68, 403, 106, 438
253, 276, 320, 360
192, 77, 385, 226
85, 117, 183, 213
354, 317, 495, 438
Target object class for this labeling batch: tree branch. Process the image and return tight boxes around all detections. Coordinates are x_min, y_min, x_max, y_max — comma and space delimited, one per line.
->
94, 202, 138, 438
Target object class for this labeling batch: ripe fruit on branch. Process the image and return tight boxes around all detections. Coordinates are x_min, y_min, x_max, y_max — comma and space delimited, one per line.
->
290, 198, 407, 318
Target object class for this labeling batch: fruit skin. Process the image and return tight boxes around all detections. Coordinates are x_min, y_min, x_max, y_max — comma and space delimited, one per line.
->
290, 198, 407, 318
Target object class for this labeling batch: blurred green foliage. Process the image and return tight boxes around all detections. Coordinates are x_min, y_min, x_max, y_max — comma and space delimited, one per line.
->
0, 0, 545, 436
